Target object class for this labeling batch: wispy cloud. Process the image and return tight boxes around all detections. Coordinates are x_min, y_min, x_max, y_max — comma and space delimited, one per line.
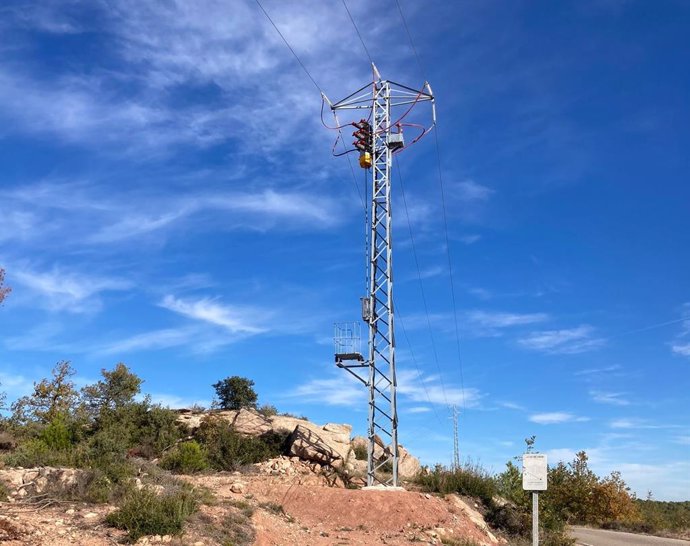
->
529, 412, 589, 425
397, 368, 482, 407
574, 364, 622, 376
609, 418, 681, 430
160, 295, 268, 334
2, 182, 344, 251
407, 406, 432, 414
292, 367, 481, 409
12, 265, 130, 313
451, 180, 494, 202
518, 325, 605, 354
467, 310, 549, 328
590, 390, 630, 406
670, 303, 690, 358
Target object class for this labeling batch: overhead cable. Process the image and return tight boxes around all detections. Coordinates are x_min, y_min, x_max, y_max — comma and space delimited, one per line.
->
253, 0, 322, 93
341, 0, 374, 65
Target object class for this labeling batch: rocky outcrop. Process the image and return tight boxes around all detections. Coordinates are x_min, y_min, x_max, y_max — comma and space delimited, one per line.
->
0, 467, 89, 500
288, 424, 346, 467
351, 435, 421, 479
177, 409, 354, 468
177, 408, 271, 436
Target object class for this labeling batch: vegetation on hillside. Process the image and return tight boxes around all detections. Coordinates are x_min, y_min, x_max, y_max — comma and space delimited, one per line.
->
417, 442, 688, 544
0, 362, 287, 541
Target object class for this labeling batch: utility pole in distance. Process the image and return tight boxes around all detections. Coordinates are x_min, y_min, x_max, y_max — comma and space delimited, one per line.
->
452, 405, 460, 470
327, 64, 435, 487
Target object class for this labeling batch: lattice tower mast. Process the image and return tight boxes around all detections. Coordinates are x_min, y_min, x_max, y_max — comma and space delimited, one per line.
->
326, 64, 435, 487
452, 405, 460, 470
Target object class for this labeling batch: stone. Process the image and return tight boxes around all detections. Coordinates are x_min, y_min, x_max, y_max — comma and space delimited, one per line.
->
230, 482, 246, 494
288, 424, 344, 467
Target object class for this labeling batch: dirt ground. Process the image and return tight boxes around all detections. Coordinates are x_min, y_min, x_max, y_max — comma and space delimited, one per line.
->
188, 472, 501, 546
0, 469, 501, 546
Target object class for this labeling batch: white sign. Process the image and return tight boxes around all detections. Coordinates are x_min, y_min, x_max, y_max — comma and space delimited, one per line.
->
522, 453, 548, 491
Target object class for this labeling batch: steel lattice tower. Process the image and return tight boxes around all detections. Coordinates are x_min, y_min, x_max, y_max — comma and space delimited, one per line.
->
452, 405, 460, 471
328, 65, 434, 487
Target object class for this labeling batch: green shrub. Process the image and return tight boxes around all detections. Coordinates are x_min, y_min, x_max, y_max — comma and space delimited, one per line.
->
353, 444, 367, 460
160, 441, 209, 474
257, 404, 278, 417
416, 462, 497, 505
40, 416, 73, 451
196, 417, 285, 471
106, 487, 198, 542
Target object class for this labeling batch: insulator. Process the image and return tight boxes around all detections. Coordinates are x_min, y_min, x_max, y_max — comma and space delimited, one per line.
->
354, 141, 367, 151
353, 129, 370, 140
353, 119, 370, 130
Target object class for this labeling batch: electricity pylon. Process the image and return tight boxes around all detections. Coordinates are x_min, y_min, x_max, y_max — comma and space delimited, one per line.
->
327, 64, 434, 487
452, 405, 460, 470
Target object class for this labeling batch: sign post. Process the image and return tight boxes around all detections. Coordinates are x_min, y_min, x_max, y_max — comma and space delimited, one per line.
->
522, 453, 547, 546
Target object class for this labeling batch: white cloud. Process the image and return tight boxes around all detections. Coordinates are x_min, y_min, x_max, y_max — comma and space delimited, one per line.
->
459, 234, 482, 245
671, 342, 690, 357
407, 406, 432, 414
529, 412, 589, 425
160, 295, 268, 334
609, 418, 680, 430
397, 368, 482, 407
674, 436, 690, 446
451, 180, 494, 202
1, 182, 344, 251
518, 325, 605, 354
292, 376, 365, 407
12, 265, 130, 313
574, 364, 622, 376
96, 327, 200, 355
292, 367, 481, 410
466, 310, 549, 328
589, 390, 630, 406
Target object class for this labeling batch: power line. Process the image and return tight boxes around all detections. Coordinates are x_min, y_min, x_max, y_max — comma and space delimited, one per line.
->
433, 128, 467, 414
395, 156, 451, 411
392, 4, 468, 415
394, 0, 425, 79
396, 306, 443, 425
253, 0, 322, 93
341, 0, 374, 65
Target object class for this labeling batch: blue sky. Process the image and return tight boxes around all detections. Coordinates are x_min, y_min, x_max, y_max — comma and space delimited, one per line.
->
0, 0, 688, 501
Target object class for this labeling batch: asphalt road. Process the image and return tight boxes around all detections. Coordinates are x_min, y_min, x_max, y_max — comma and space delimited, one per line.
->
571, 526, 690, 546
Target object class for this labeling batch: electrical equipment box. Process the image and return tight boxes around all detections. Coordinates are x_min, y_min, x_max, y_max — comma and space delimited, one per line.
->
359, 151, 372, 169
387, 132, 404, 151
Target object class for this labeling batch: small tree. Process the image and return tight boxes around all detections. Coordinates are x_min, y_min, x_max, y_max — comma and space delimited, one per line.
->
81, 363, 143, 417
11, 360, 78, 425
0, 268, 10, 306
212, 376, 257, 410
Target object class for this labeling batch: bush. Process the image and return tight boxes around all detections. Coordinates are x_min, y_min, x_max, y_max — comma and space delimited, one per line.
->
257, 404, 278, 417
160, 441, 209, 474
353, 444, 367, 460
196, 417, 285, 471
416, 462, 497, 505
106, 487, 198, 542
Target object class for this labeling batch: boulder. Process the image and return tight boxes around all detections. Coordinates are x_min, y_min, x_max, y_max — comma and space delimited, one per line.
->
0, 467, 89, 499
350, 435, 421, 479
288, 424, 348, 467
177, 408, 271, 436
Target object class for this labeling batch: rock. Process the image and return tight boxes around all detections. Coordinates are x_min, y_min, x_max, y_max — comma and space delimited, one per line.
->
0, 467, 89, 498
230, 482, 246, 494
398, 445, 421, 478
83, 512, 99, 520
288, 424, 345, 467
350, 436, 420, 479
